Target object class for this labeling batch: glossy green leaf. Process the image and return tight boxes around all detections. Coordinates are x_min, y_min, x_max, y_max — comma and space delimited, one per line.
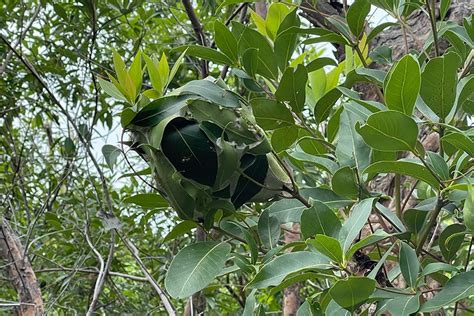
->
265, 3, 291, 39
356, 110, 418, 152
276, 64, 308, 113
403, 208, 428, 234
339, 198, 376, 252
331, 166, 359, 198
441, 132, 474, 156
165, 241, 231, 299
178, 80, 241, 108
384, 55, 420, 115
98, 78, 127, 102
346, 0, 371, 37
258, 209, 280, 249
251, 98, 294, 130
131, 95, 188, 127
439, 223, 466, 261
329, 277, 376, 311
399, 241, 420, 287
123, 193, 168, 209
420, 270, 474, 312
102, 144, 121, 171
247, 251, 331, 289
427, 151, 450, 180
214, 20, 238, 62
300, 200, 341, 239
307, 235, 344, 264
274, 9, 300, 70
176, 45, 233, 65
363, 160, 440, 189
420, 52, 461, 119
457, 75, 474, 114
163, 220, 198, 243
271, 125, 299, 152
463, 185, 474, 232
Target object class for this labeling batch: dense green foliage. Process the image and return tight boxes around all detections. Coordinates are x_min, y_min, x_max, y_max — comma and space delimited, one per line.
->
1, 0, 473, 314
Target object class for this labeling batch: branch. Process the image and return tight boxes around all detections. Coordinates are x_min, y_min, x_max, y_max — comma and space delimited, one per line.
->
119, 233, 176, 316
182, 0, 208, 78
35, 268, 147, 282
0, 218, 44, 315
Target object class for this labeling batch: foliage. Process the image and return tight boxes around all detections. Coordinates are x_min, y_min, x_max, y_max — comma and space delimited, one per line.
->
1, 0, 473, 314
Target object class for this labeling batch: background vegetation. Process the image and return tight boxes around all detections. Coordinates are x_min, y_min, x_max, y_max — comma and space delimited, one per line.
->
0, 0, 473, 314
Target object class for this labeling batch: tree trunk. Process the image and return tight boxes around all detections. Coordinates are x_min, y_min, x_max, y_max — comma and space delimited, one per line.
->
0, 217, 44, 315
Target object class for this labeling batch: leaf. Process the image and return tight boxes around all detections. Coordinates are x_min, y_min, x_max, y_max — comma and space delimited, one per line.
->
165, 241, 231, 299
237, 24, 278, 79
403, 208, 429, 234
329, 277, 376, 312
98, 78, 127, 102
242, 48, 259, 77
102, 144, 121, 171
307, 235, 344, 264
144, 53, 163, 94
176, 45, 233, 65
289, 151, 339, 174
300, 200, 341, 239
131, 95, 188, 127
427, 151, 450, 180
314, 88, 342, 123
420, 270, 474, 312
178, 79, 241, 108
441, 132, 474, 156
338, 198, 376, 253
158, 53, 169, 87
243, 289, 257, 316
421, 262, 460, 277
346, 0, 371, 37
214, 20, 239, 63
306, 57, 338, 73
247, 251, 331, 289
265, 3, 291, 39
367, 22, 397, 42
384, 55, 420, 115
168, 49, 187, 88
420, 51, 461, 119
346, 230, 390, 258
463, 185, 474, 232
123, 193, 168, 209
274, 9, 300, 70
161, 119, 218, 186
265, 200, 305, 226
258, 209, 280, 249
296, 301, 323, 316
363, 160, 440, 189
399, 242, 420, 288
232, 154, 269, 207
275, 64, 308, 113
129, 50, 143, 91
457, 75, 474, 114
331, 166, 359, 198
356, 110, 418, 152
251, 98, 294, 130
438, 223, 466, 261
163, 220, 198, 242
335, 107, 371, 177
377, 293, 421, 316
271, 125, 299, 152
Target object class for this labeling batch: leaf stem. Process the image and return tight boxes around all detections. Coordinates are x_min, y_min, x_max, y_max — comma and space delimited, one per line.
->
454, 235, 473, 315
395, 174, 402, 220
425, 0, 440, 56
416, 196, 444, 255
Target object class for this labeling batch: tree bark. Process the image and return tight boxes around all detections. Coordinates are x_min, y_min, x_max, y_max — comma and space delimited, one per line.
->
283, 224, 301, 316
0, 217, 44, 315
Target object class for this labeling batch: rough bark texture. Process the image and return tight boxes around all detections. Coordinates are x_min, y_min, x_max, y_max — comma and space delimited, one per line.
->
283, 224, 301, 316
184, 227, 207, 316
0, 218, 44, 315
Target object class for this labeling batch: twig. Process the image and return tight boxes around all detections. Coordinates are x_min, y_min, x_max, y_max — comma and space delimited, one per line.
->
119, 233, 176, 315
35, 268, 147, 282
182, 0, 208, 77
416, 197, 444, 255
425, 0, 440, 56
454, 235, 473, 315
